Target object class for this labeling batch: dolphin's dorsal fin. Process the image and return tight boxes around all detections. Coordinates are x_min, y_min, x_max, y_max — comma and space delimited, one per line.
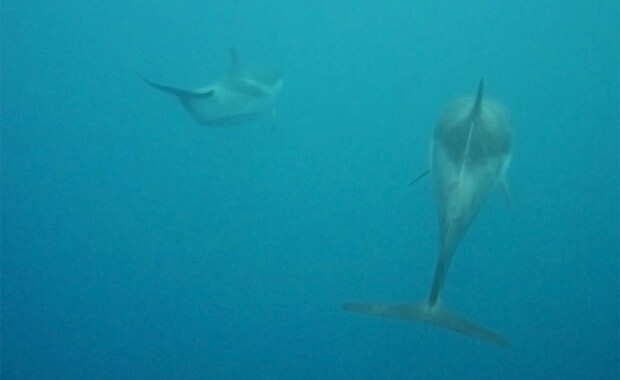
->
457, 79, 485, 185
229, 48, 241, 74
471, 78, 484, 118
500, 179, 512, 207
226, 48, 270, 98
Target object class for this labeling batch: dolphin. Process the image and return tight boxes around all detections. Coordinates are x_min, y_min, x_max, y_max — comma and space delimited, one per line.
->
143, 49, 282, 126
343, 80, 513, 347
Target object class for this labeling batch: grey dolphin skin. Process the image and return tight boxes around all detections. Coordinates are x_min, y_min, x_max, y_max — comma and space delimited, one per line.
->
143, 49, 282, 126
343, 80, 513, 347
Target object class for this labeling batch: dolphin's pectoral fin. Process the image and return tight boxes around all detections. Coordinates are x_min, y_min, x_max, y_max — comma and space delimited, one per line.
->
190, 89, 215, 99
500, 179, 511, 208
342, 302, 510, 348
143, 77, 187, 96
142, 77, 195, 98
266, 108, 277, 129
409, 169, 431, 186
142, 77, 214, 100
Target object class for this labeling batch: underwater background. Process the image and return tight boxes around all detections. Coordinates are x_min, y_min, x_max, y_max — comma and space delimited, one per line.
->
2, 1, 619, 379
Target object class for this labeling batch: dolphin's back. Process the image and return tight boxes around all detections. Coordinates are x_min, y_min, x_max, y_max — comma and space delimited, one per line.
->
429, 80, 512, 306
434, 97, 511, 167
142, 49, 282, 127
341, 80, 513, 348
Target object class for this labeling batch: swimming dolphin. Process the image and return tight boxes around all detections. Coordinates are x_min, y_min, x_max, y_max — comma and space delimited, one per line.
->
343, 80, 513, 347
143, 49, 282, 126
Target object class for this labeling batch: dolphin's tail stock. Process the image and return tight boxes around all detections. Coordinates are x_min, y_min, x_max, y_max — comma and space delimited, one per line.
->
342, 301, 510, 348
141, 77, 214, 99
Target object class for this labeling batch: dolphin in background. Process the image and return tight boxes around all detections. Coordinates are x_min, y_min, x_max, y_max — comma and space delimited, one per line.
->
343, 80, 513, 347
143, 49, 282, 126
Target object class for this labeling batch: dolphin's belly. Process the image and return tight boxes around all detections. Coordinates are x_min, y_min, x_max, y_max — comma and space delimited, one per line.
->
432, 133, 509, 233
183, 88, 274, 126
433, 98, 512, 224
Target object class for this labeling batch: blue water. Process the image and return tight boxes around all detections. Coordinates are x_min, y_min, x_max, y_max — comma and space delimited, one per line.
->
2, 1, 619, 379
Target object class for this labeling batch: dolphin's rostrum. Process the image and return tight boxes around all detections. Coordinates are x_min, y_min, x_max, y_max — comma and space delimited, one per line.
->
143, 49, 282, 126
343, 80, 513, 347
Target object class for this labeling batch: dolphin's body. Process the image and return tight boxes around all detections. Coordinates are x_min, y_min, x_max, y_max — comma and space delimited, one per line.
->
343, 80, 513, 347
143, 49, 282, 126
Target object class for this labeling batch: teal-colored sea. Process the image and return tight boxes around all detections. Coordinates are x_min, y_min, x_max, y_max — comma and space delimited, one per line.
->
2, 1, 618, 379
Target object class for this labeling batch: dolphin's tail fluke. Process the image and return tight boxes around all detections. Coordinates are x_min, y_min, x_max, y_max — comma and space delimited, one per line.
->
342, 301, 510, 348
141, 77, 214, 99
